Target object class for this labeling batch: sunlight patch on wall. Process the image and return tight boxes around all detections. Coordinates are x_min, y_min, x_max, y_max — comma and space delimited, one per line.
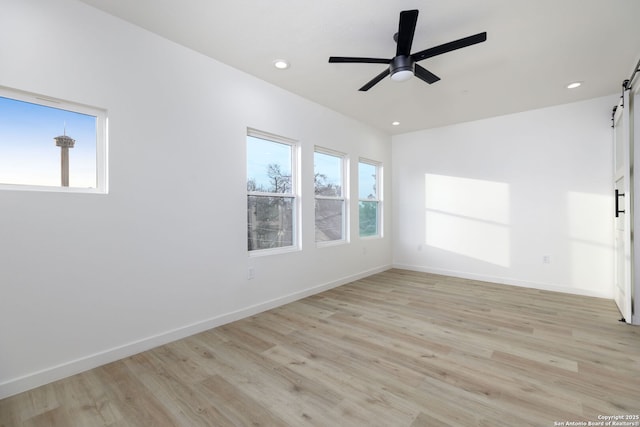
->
567, 191, 613, 293
425, 174, 511, 267
567, 192, 611, 243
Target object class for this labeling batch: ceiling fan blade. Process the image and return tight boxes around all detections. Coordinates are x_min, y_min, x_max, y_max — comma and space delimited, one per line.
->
396, 9, 419, 57
411, 32, 487, 62
359, 68, 391, 91
329, 57, 390, 64
414, 64, 440, 84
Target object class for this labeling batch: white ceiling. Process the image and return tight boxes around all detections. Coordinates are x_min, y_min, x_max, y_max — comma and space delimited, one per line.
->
77, 0, 640, 135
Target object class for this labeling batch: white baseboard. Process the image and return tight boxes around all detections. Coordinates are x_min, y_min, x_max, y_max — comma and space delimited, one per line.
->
392, 263, 613, 300
0, 265, 390, 400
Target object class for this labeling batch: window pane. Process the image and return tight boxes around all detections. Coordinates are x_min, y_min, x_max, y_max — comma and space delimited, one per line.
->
247, 136, 291, 193
0, 96, 97, 188
359, 200, 378, 237
314, 151, 342, 197
315, 198, 344, 242
358, 162, 377, 199
247, 195, 294, 250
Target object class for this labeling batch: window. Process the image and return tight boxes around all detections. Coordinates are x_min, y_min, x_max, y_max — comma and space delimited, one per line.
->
314, 148, 347, 244
0, 86, 107, 193
358, 159, 382, 237
247, 129, 298, 253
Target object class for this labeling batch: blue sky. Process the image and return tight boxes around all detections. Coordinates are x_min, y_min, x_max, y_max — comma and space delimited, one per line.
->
314, 151, 342, 192
246, 136, 292, 192
247, 135, 378, 198
358, 161, 377, 199
0, 96, 97, 188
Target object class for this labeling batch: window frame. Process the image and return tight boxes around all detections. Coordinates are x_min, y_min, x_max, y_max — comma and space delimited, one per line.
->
246, 128, 300, 256
358, 158, 383, 238
314, 146, 349, 246
0, 85, 108, 194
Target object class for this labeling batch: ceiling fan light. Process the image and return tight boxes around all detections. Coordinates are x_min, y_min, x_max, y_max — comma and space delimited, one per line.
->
391, 69, 413, 82
389, 55, 414, 82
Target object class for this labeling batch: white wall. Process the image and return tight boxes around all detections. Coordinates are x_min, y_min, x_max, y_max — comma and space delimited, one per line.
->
0, 0, 392, 398
392, 95, 617, 298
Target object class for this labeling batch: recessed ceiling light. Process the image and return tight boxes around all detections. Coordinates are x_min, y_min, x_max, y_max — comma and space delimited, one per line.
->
567, 81, 582, 89
273, 59, 289, 70
392, 121, 400, 126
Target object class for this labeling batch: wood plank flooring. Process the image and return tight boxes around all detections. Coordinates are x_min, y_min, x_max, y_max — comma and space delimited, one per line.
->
1, 269, 639, 426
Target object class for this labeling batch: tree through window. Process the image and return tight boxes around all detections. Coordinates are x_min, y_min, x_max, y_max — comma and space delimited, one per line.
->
314, 148, 347, 243
358, 159, 382, 237
246, 129, 298, 252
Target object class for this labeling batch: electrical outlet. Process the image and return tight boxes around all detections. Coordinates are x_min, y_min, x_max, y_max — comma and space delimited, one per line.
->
248, 267, 255, 280
542, 255, 551, 264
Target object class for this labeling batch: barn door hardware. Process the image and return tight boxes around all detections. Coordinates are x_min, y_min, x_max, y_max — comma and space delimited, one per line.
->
615, 189, 625, 217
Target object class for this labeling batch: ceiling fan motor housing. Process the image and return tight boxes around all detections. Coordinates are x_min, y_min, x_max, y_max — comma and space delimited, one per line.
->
390, 56, 414, 82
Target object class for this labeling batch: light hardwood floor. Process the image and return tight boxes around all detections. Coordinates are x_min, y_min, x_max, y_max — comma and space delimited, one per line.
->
1, 269, 639, 426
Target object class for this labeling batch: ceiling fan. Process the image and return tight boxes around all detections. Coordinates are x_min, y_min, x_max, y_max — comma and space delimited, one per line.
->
328, 9, 487, 91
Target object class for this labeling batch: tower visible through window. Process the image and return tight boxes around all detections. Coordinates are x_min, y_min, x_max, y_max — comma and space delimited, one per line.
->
0, 86, 107, 192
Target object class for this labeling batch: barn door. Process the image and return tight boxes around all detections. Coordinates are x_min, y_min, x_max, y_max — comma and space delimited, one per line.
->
613, 93, 632, 323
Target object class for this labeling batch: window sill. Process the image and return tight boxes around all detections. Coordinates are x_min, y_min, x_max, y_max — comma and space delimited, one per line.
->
248, 245, 301, 258
316, 239, 348, 249
0, 183, 107, 194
